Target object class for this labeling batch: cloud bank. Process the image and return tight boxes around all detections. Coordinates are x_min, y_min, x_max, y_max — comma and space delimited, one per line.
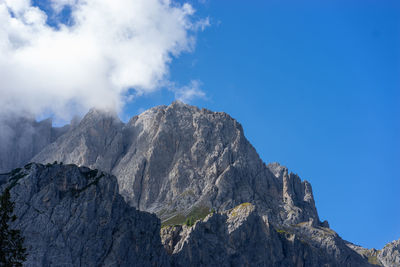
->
0, 0, 207, 119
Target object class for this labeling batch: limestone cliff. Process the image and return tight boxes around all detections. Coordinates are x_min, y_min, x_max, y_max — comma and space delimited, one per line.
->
0, 163, 168, 266
32, 102, 319, 229
161, 203, 373, 267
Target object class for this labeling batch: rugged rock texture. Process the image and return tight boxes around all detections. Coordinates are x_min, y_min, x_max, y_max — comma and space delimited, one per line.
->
0, 163, 168, 267
346, 243, 383, 265
33, 102, 318, 228
161, 203, 373, 267
378, 239, 400, 267
267, 162, 320, 227
346, 239, 400, 267
0, 116, 70, 173
1, 102, 398, 266
0, 162, 391, 267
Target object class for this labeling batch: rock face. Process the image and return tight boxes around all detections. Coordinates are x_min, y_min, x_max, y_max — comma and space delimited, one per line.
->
161, 203, 374, 267
346, 239, 400, 267
32, 102, 319, 228
0, 163, 168, 266
378, 239, 400, 267
0, 163, 390, 267
1, 102, 398, 266
0, 116, 70, 173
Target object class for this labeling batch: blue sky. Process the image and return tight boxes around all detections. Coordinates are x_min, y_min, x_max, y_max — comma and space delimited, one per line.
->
26, 0, 400, 249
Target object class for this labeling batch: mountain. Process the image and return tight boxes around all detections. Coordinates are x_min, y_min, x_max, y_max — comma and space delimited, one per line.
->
0, 163, 378, 266
32, 102, 319, 227
0, 163, 168, 266
163, 203, 373, 266
0, 101, 398, 266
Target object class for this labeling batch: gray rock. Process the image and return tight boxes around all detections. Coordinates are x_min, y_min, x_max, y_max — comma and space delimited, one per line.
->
267, 162, 320, 226
32, 102, 319, 229
346, 242, 383, 266
160, 225, 183, 255
378, 239, 400, 267
346, 240, 400, 267
2, 102, 397, 266
0, 163, 169, 267
161, 203, 374, 267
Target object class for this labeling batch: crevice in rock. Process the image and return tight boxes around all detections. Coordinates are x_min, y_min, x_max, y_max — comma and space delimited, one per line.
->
136, 160, 147, 209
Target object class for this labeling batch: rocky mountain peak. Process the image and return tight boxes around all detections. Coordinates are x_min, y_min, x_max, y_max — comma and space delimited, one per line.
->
80, 107, 121, 125
31, 102, 321, 229
0, 102, 398, 266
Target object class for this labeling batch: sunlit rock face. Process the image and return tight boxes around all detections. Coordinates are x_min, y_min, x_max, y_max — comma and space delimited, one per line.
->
32, 102, 320, 228
1, 102, 397, 266
378, 239, 400, 267
0, 163, 169, 267
161, 203, 374, 267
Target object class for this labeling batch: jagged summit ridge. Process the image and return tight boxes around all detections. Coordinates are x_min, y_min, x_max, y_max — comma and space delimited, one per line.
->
32, 102, 320, 228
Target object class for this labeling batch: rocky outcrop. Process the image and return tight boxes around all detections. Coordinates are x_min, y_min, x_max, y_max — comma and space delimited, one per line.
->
160, 203, 373, 267
346, 239, 400, 267
0, 162, 391, 267
378, 239, 400, 267
267, 162, 320, 226
0, 163, 168, 266
346, 243, 383, 265
0, 116, 70, 173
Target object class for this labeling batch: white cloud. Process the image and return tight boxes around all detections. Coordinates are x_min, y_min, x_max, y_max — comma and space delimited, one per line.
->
172, 80, 206, 103
0, 0, 206, 119
50, 0, 77, 13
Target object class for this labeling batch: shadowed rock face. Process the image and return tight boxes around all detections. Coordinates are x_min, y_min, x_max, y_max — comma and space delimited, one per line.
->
0, 163, 169, 267
0, 163, 393, 267
32, 102, 319, 228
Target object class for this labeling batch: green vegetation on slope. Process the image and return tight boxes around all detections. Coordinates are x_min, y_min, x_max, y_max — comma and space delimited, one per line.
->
161, 205, 213, 227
